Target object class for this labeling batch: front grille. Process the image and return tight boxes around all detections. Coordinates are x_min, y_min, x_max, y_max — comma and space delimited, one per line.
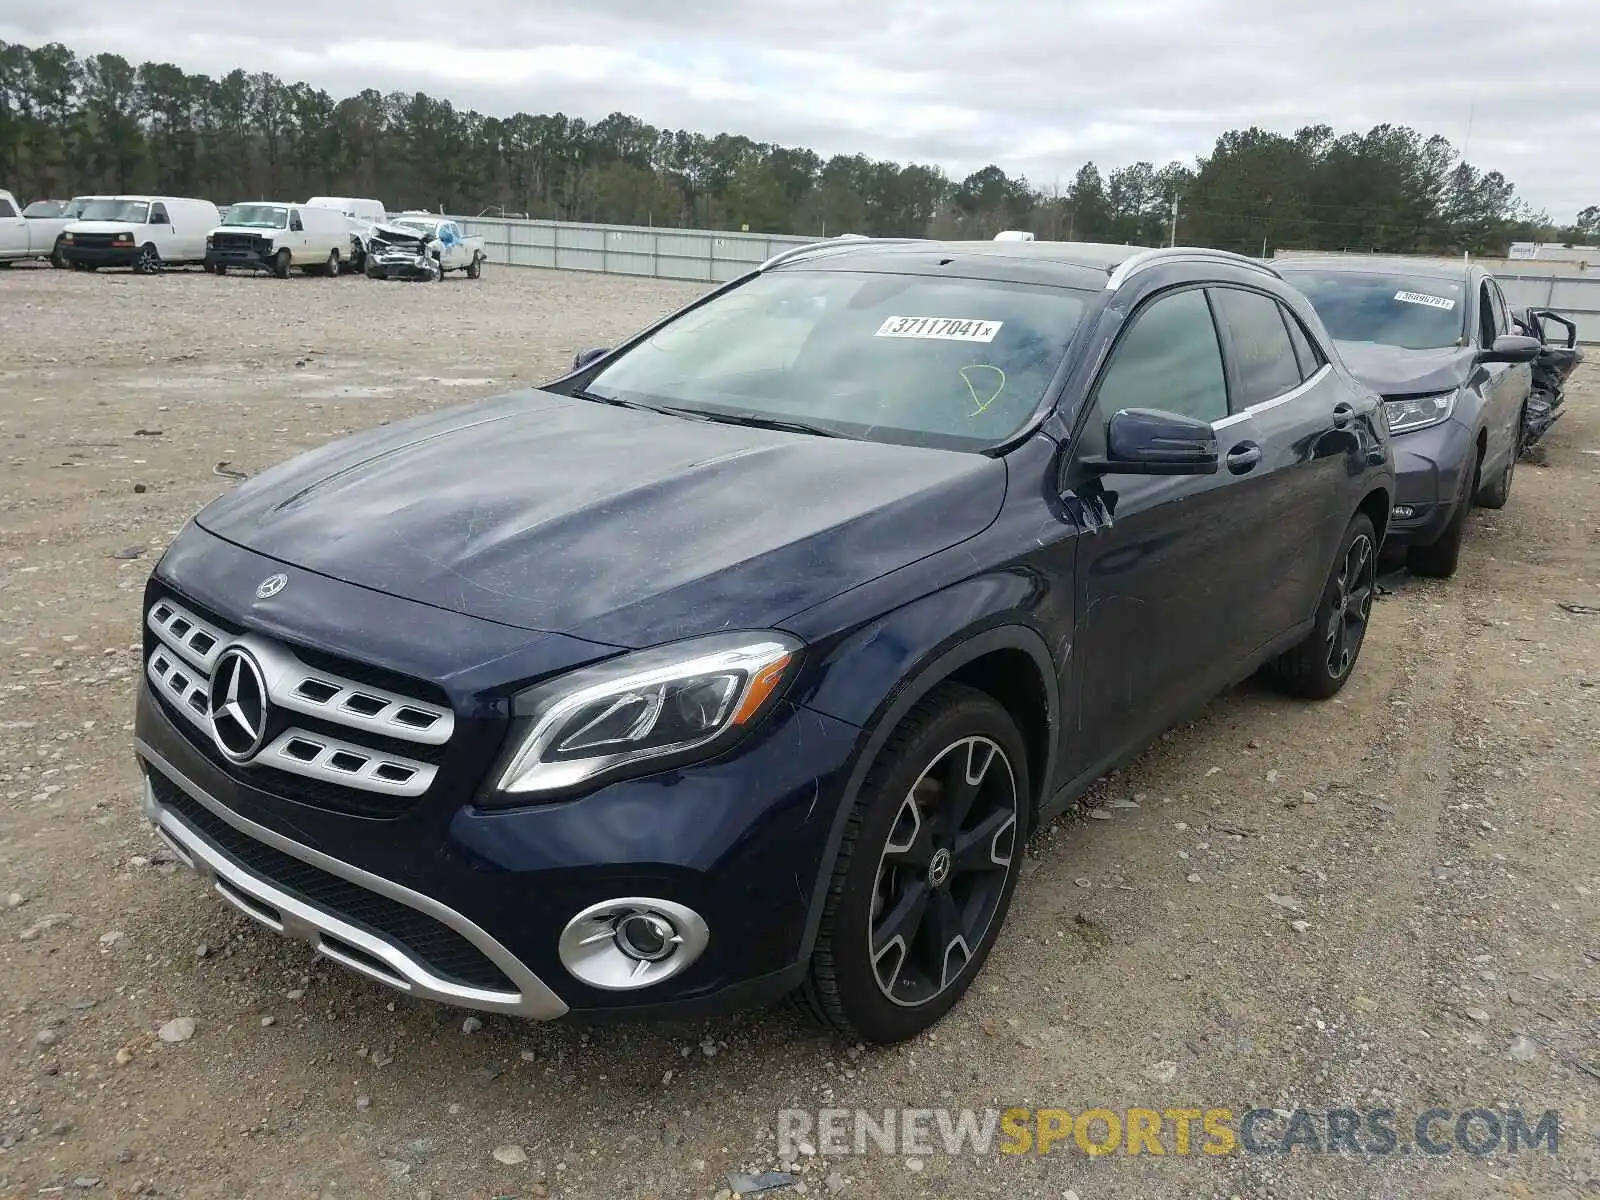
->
144, 584, 457, 817
213, 232, 269, 253
71, 233, 124, 249
150, 772, 513, 992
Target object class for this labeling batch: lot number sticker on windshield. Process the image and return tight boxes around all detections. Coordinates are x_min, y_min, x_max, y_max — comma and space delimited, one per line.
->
875, 316, 1003, 342
1394, 290, 1456, 311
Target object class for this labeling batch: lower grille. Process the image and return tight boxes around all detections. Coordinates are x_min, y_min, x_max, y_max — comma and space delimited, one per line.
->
150, 772, 513, 992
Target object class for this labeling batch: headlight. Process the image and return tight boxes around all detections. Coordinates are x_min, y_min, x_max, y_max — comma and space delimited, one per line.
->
488, 632, 801, 800
1382, 390, 1457, 435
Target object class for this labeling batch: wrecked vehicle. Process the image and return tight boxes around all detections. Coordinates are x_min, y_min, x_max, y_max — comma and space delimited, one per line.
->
364, 215, 484, 281
133, 239, 1394, 1046
1512, 308, 1585, 454
1275, 256, 1539, 579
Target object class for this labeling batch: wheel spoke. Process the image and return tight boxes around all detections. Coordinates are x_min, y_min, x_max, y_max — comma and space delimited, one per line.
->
882, 794, 934, 868
939, 739, 995, 834
916, 887, 969, 991
871, 879, 930, 964
952, 808, 1016, 873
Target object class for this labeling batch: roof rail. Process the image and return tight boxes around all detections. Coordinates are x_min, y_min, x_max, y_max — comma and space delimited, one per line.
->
1105, 246, 1282, 291
757, 237, 924, 272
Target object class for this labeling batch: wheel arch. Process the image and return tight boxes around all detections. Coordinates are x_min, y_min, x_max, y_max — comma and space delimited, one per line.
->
1357, 486, 1392, 548
795, 622, 1059, 961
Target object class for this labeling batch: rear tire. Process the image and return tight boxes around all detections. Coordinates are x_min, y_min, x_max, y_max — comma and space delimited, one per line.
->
466, 253, 482, 279
795, 683, 1030, 1045
323, 247, 340, 277
1267, 513, 1378, 699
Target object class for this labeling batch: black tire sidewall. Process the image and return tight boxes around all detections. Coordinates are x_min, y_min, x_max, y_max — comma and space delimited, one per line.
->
821, 687, 1031, 1044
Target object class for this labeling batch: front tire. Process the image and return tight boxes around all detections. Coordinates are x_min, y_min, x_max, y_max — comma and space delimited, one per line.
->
1474, 423, 1519, 510
132, 243, 162, 274
797, 684, 1030, 1044
272, 248, 292, 279
1408, 453, 1478, 579
1267, 512, 1378, 699
51, 238, 68, 269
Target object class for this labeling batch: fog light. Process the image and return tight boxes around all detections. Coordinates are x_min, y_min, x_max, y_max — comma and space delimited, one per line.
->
615, 912, 676, 962
558, 897, 709, 991
1392, 505, 1416, 520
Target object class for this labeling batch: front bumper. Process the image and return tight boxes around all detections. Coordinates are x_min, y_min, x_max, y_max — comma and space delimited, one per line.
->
62, 243, 137, 267
132, 538, 861, 1018
206, 244, 277, 272
140, 747, 566, 1016
366, 250, 438, 280
1384, 417, 1474, 547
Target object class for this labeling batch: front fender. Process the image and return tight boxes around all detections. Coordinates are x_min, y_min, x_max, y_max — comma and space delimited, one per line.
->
781, 585, 1062, 960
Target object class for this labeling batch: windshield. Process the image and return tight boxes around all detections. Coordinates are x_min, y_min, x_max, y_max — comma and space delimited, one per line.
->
80, 198, 150, 223
1282, 270, 1467, 351
23, 200, 66, 218
389, 218, 438, 235
583, 269, 1088, 450
224, 203, 289, 228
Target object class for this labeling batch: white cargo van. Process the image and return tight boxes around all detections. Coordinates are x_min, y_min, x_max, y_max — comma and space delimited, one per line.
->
60, 196, 221, 272
305, 196, 388, 273
205, 202, 351, 278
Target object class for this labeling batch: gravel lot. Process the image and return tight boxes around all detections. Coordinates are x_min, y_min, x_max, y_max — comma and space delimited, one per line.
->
1, 261, 1597, 1200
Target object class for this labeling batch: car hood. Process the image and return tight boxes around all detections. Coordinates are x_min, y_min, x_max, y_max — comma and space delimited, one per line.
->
66, 220, 142, 235
371, 223, 435, 246
193, 389, 1008, 647
1333, 340, 1474, 396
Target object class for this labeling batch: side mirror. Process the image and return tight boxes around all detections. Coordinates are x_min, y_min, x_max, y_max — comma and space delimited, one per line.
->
572, 347, 611, 370
1083, 408, 1220, 476
1479, 333, 1541, 364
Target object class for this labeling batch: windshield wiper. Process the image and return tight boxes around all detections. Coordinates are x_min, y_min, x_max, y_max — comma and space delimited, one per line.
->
665, 409, 842, 438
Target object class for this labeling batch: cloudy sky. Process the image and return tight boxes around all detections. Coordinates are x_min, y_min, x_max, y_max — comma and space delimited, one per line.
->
4, 0, 1597, 219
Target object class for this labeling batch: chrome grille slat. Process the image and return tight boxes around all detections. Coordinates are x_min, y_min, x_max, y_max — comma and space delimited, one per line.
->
148, 601, 229, 674
260, 729, 433, 798
144, 597, 452, 800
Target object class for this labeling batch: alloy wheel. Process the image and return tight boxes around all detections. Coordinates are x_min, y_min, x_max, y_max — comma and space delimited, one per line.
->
137, 245, 161, 273
868, 736, 1019, 1007
1325, 533, 1376, 679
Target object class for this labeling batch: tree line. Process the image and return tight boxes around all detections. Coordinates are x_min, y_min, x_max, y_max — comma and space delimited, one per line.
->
2, 39, 1595, 256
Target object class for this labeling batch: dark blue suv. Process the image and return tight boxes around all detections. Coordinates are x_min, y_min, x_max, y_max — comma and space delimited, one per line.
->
134, 239, 1395, 1045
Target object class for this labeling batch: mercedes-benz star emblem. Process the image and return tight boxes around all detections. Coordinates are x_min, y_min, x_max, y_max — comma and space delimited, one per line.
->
208, 648, 270, 762
927, 847, 953, 889
255, 573, 287, 600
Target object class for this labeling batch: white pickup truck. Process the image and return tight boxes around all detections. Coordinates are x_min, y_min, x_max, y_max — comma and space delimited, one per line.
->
0, 191, 100, 267
364, 214, 486, 281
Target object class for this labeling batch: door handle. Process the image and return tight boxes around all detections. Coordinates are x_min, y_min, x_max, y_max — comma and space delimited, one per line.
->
1331, 402, 1354, 428
1225, 441, 1262, 474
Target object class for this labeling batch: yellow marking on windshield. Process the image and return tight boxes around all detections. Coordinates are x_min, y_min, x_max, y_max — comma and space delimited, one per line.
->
961, 365, 1007, 415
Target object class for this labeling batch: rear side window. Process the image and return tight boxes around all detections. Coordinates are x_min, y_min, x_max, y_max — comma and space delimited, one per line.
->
1281, 307, 1325, 380
1093, 287, 1228, 423
1210, 287, 1303, 407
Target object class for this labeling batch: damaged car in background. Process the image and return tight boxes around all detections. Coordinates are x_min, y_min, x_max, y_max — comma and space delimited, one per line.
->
1275, 256, 1539, 580
364, 214, 485, 281
1512, 307, 1585, 455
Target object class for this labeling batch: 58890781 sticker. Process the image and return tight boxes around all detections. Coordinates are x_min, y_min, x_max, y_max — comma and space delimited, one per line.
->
1393, 290, 1457, 311
874, 316, 1004, 342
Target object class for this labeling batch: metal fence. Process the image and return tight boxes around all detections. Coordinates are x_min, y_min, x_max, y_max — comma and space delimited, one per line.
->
1494, 273, 1600, 345
452, 217, 1600, 344
452, 215, 816, 283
